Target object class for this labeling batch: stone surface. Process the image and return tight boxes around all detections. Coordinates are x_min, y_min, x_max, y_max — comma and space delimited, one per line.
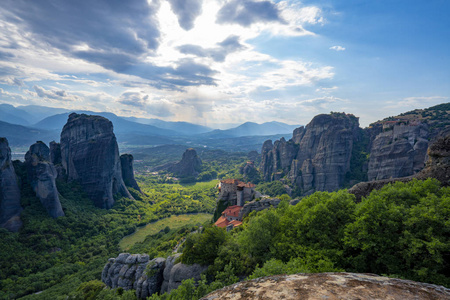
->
349, 133, 450, 201
168, 148, 202, 178
60, 113, 132, 208
49, 141, 61, 165
261, 113, 359, 195
238, 198, 281, 219
367, 124, 429, 181
201, 272, 450, 300
25, 141, 64, 218
102, 253, 165, 299
120, 154, 141, 192
0, 137, 22, 232
161, 253, 207, 294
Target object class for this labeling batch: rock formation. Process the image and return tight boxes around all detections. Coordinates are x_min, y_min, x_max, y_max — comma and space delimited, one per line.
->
367, 123, 429, 181
49, 141, 61, 165
101, 253, 165, 299
349, 133, 450, 201
168, 148, 202, 178
25, 141, 64, 218
261, 113, 359, 195
102, 253, 207, 298
161, 253, 207, 294
0, 137, 22, 232
201, 272, 450, 300
60, 113, 132, 208
120, 154, 141, 192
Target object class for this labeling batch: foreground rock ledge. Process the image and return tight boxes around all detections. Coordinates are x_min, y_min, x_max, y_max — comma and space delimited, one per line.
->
201, 273, 450, 300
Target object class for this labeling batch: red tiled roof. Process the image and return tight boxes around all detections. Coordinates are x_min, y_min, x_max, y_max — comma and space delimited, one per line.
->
215, 216, 229, 228
229, 220, 242, 227
221, 179, 240, 184
222, 205, 242, 218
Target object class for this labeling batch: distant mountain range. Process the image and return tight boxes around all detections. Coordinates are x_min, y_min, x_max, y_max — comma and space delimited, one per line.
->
0, 104, 300, 150
199, 121, 300, 138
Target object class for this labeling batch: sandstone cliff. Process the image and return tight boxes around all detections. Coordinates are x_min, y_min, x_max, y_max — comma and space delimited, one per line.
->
60, 113, 132, 208
349, 133, 450, 200
201, 272, 450, 300
102, 253, 206, 299
168, 148, 202, 178
261, 113, 359, 195
25, 141, 64, 218
120, 154, 141, 192
0, 137, 22, 232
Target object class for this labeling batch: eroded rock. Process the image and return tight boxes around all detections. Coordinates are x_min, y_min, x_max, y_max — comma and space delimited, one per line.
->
0, 137, 22, 232
60, 113, 132, 208
120, 154, 141, 192
201, 272, 450, 300
25, 141, 64, 218
101, 253, 165, 299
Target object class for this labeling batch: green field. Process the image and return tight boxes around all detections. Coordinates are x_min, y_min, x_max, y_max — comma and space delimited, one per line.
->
119, 213, 213, 251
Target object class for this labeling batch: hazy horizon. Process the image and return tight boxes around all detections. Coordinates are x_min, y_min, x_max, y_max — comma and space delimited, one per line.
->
0, 0, 449, 128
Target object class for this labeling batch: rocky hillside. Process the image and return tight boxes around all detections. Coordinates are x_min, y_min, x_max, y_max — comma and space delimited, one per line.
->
202, 273, 450, 300
261, 103, 450, 196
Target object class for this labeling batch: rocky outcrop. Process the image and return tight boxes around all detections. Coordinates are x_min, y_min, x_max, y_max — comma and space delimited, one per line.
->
120, 154, 141, 192
367, 123, 429, 181
102, 253, 207, 298
161, 253, 207, 294
201, 272, 450, 300
349, 134, 450, 200
238, 198, 281, 219
25, 141, 64, 218
102, 253, 165, 299
0, 137, 22, 232
168, 148, 202, 178
60, 113, 132, 208
261, 113, 359, 195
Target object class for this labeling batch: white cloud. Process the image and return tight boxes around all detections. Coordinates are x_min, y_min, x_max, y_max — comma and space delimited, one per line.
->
330, 45, 346, 51
33, 85, 81, 102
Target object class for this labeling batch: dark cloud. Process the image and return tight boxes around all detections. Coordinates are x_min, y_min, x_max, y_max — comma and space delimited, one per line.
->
177, 35, 244, 62
216, 0, 284, 27
33, 85, 80, 101
168, 0, 203, 30
1, 1, 219, 90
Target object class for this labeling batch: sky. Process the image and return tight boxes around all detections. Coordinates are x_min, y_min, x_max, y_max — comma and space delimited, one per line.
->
0, 0, 449, 128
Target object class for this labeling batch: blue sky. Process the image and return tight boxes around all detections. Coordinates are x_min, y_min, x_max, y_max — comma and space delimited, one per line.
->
0, 0, 449, 127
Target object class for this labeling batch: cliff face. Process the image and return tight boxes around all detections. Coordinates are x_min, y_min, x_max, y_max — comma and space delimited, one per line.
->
202, 273, 450, 300
120, 154, 141, 192
367, 123, 429, 181
261, 113, 359, 194
349, 133, 450, 200
0, 137, 22, 232
60, 113, 131, 209
25, 141, 64, 218
168, 148, 202, 178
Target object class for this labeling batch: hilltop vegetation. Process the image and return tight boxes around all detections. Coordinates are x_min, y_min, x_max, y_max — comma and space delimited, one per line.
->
154, 179, 450, 300
0, 169, 217, 299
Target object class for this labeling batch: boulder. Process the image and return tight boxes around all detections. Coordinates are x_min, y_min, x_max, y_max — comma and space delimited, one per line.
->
238, 198, 281, 219
201, 272, 450, 300
25, 141, 64, 218
161, 254, 207, 294
0, 137, 22, 232
60, 113, 132, 208
120, 154, 141, 192
102, 253, 165, 299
